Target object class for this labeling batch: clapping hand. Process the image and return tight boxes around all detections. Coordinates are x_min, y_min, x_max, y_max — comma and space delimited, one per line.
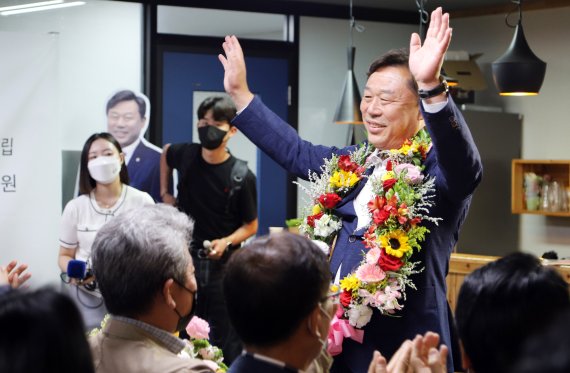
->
367, 332, 448, 373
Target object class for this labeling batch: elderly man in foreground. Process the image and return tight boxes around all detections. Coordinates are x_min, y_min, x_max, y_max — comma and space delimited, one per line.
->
89, 204, 214, 373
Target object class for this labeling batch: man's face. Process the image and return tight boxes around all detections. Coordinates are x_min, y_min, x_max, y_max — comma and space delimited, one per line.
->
360, 66, 421, 150
107, 100, 146, 148
197, 109, 231, 132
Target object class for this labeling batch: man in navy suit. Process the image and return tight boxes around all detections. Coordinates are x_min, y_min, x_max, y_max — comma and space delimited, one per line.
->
224, 233, 336, 373
106, 90, 163, 202
219, 8, 482, 372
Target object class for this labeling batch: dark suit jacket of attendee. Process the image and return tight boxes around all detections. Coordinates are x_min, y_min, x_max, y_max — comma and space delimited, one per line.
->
232, 96, 482, 373
229, 354, 300, 373
128, 140, 162, 202
89, 317, 214, 373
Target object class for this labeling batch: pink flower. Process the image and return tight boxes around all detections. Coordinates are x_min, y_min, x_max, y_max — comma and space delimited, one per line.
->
355, 263, 386, 282
366, 247, 381, 265
394, 163, 424, 184
186, 316, 210, 340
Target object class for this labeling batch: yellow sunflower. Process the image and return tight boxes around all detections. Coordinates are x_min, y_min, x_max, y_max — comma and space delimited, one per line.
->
340, 274, 361, 292
329, 170, 359, 189
379, 230, 411, 258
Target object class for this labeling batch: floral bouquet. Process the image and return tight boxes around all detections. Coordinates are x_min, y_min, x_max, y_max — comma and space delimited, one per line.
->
297, 144, 373, 246
180, 316, 228, 372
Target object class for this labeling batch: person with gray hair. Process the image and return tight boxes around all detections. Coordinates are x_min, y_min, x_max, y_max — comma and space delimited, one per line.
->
89, 204, 214, 373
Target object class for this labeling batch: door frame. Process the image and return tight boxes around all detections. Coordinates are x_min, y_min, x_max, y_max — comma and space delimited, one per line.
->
147, 19, 300, 222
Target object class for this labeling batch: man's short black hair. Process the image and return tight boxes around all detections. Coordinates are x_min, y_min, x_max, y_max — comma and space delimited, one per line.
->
197, 96, 236, 123
367, 48, 418, 96
456, 252, 570, 373
223, 232, 331, 347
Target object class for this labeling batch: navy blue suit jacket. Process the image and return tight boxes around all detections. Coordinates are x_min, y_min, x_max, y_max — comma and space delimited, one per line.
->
127, 140, 162, 202
232, 96, 482, 373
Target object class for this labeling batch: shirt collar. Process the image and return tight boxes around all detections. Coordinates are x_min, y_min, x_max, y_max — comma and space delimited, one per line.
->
121, 137, 141, 165
111, 315, 186, 354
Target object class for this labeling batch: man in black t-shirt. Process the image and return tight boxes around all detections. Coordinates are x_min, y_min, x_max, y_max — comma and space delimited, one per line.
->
160, 96, 258, 364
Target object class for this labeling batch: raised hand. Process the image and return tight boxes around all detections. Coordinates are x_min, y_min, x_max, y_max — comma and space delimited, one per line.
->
409, 7, 452, 89
218, 35, 255, 111
1, 260, 32, 289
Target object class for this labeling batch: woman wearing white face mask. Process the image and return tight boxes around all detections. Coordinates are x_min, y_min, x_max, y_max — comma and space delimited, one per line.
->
58, 133, 154, 330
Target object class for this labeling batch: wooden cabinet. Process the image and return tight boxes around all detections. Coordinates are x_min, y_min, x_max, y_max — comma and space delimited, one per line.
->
446, 253, 570, 313
511, 159, 570, 217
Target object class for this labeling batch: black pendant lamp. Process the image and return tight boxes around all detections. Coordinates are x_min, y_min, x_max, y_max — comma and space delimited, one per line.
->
333, 0, 363, 135
492, 0, 546, 96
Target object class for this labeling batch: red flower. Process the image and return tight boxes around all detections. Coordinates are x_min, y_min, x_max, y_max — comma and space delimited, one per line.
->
386, 160, 393, 171
373, 209, 390, 225
307, 212, 324, 228
383, 178, 397, 191
378, 248, 404, 271
340, 290, 352, 307
367, 195, 387, 212
338, 155, 358, 172
410, 217, 422, 226
355, 166, 366, 175
318, 193, 342, 209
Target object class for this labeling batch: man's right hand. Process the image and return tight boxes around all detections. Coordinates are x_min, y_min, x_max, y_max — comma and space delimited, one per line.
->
218, 35, 255, 112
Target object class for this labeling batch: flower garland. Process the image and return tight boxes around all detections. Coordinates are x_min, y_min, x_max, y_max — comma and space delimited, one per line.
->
298, 129, 440, 332
89, 315, 227, 372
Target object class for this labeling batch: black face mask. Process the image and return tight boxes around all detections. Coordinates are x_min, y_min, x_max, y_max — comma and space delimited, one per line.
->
173, 280, 196, 332
198, 125, 228, 150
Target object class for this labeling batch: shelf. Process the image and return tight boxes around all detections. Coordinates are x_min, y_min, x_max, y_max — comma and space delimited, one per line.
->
512, 159, 570, 216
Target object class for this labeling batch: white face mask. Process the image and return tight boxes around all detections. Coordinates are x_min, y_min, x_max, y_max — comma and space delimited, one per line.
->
88, 156, 121, 184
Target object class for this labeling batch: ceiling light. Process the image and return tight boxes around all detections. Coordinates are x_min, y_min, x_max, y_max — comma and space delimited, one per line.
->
333, 0, 364, 145
1, 1, 85, 16
491, 0, 546, 96
0, 0, 62, 12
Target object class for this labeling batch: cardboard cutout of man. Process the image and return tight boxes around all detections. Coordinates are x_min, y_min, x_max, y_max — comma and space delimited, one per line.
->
106, 89, 164, 202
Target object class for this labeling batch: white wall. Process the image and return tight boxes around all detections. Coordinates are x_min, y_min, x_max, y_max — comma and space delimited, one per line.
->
0, 0, 143, 150
0, 0, 143, 286
451, 7, 570, 258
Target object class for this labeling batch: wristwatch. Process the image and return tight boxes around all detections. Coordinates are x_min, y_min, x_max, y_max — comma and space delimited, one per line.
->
418, 80, 449, 99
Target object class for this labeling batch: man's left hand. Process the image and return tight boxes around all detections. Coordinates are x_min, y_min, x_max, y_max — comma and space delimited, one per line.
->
409, 7, 452, 89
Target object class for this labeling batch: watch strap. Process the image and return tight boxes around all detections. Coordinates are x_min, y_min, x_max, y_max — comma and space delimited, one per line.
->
418, 80, 449, 99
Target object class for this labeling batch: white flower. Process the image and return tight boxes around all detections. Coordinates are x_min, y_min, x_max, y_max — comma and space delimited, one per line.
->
314, 214, 342, 238
199, 347, 216, 360
348, 304, 373, 328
